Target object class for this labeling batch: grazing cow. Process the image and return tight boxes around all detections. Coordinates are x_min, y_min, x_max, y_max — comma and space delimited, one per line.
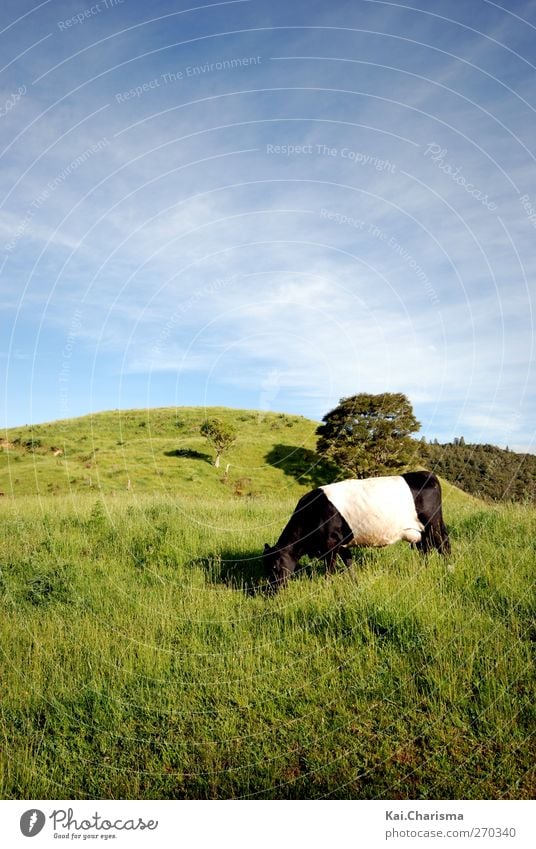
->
263, 470, 450, 590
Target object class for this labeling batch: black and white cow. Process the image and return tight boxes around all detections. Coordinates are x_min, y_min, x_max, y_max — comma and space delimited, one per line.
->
263, 470, 450, 590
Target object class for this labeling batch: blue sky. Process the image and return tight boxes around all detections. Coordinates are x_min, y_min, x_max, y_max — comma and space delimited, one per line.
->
1, 0, 535, 450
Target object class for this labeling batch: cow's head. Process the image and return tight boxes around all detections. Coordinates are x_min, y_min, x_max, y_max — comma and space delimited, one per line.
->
263, 543, 294, 591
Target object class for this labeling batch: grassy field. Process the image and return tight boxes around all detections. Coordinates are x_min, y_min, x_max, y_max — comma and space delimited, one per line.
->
0, 409, 534, 799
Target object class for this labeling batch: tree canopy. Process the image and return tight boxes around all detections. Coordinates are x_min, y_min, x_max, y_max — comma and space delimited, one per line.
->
316, 392, 421, 477
420, 439, 536, 502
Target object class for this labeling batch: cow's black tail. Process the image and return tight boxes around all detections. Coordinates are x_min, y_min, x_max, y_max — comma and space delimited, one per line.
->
420, 512, 451, 555
402, 470, 450, 555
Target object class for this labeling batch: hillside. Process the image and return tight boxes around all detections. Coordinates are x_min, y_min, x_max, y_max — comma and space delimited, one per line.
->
0, 407, 336, 500
4, 405, 534, 507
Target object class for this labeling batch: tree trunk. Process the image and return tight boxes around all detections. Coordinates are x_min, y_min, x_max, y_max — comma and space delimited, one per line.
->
214, 453, 220, 468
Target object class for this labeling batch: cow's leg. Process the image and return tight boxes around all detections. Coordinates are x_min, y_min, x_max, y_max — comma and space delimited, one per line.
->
323, 546, 339, 573
429, 512, 451, 554
435, 517, 451, 554
338, 546, 353, 568
316, 505, 354, 575
322, 540, 354, 573
417, 524, 434, 554
418, 515, 450, 555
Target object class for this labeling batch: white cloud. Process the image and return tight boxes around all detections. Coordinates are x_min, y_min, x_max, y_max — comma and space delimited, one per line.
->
1, 0, 534, 446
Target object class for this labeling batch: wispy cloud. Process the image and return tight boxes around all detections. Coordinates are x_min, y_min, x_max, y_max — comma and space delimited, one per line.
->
0, 0, 534, 449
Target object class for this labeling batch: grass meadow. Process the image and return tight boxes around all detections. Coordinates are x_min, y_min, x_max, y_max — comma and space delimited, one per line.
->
0, 408, 534, 799
0, 491, 534, 799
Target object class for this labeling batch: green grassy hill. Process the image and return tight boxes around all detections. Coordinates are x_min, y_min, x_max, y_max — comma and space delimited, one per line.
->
0, 406, 332, 499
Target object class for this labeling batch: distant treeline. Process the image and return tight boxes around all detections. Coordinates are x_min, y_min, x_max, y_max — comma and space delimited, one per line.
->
419, 439, 536, 503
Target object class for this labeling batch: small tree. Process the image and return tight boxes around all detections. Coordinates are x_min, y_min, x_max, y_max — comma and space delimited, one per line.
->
316, 392, 421, 478
200, 418, 236, 468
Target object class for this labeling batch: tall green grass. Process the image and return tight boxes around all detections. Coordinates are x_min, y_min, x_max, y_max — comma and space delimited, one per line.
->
1, 492, 534, 799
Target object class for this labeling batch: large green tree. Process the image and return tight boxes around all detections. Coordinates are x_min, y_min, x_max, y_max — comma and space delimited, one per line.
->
316, 392, 421, 477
